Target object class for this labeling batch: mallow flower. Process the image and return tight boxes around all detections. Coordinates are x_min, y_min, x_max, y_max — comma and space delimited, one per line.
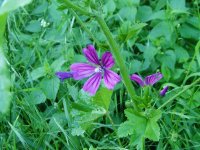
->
55, 72, 73, 81
70, 45, 121, 95
160, 86, 168, 96
130, 72, 169, 96
130, 72, 163, 86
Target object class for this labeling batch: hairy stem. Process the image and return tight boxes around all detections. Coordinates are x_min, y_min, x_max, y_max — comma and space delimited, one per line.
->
96, 16, 139, 110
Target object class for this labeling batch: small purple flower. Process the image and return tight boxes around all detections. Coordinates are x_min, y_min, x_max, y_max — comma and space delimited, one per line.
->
55, 72, 73, 81
70, 45, 121, 95
130, 72, 163, 86
160, 86, 168, 96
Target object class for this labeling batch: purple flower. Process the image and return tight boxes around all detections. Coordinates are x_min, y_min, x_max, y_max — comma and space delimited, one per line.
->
130, 72, 163, 86
55, 72, 73, 81
70, 45, 121, 95
160, 86, 168, 96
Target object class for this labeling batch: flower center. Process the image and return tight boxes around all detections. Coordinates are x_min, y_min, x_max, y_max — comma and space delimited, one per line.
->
95, 66, 103, 73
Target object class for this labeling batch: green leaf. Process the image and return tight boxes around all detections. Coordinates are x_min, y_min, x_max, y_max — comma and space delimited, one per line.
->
118, 22, 146, 43
71, 127, 85, 136
29, 89, 46, 104
171, 69, 184, 81
25, 20, 41, 33
49, 113, 67, 132
118, 7, 137, 21
186, 16, 200, 29
130, 59, 142, 73
145, 119, 160, 141
51, 56, 67, 72
92, 87, 113, 111
157, 50, 176, 70
169, 0, 187, 14
29, 67, 45, 81
180, 24, 200, 40
67, 84, 79, 101
118, 108, 162, 146
118, 121, 135, 137
40, 77, 60, 100
103, 0, 116, 14
149, 21, 173, 41
174, 45, 189, 63
136, 6, 153, 22
31, 1, 48, 15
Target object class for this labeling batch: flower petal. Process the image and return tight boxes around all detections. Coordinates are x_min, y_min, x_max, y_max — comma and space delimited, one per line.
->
83, 45, 100, 65
145, 72, 163, 85
55, 72, 73, 80
160, 86, 168, 96
130, 74, 145, 86
104, 69, 121, 89
70, 63, 95, 80
83, 73, 102, 95
101, 52, 115, 69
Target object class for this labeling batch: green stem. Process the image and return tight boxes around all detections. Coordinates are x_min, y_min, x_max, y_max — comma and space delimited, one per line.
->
62, 0, 139, 110
106, 112, 122, 147
158, 78, 200, 109
96, 16, 139, 110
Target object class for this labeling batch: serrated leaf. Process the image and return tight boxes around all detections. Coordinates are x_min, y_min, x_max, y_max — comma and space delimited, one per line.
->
130, 59, 142, 73
67, 84, 78, 101
103, 0, 116, 14
118, 7, 137, 21
174, 45, 189, 63
92, 87, 113, 111
136, 6, 153, 22
180, 24, 200, 40
49, 113, 67, 132
145, 119, 160, 141
118, 121, 135, 137
29, 89, 46, 104
71, 127, 85, 136
149, 21, 173, 41
169, 0, 187, 14
149, 109, 162, 122
25, 20, 41, 33
157, 50, 176, 70
29, 67, 45, 81
118, 108, 162, 146
40, 77, 60, 100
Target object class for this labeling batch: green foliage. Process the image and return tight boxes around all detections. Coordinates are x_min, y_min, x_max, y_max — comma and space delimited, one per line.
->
40, 77, 60, 101
118, 108, 162, 145
92, 87, 113, 111
70, 88, 112, 136
0, 0, 200, 149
